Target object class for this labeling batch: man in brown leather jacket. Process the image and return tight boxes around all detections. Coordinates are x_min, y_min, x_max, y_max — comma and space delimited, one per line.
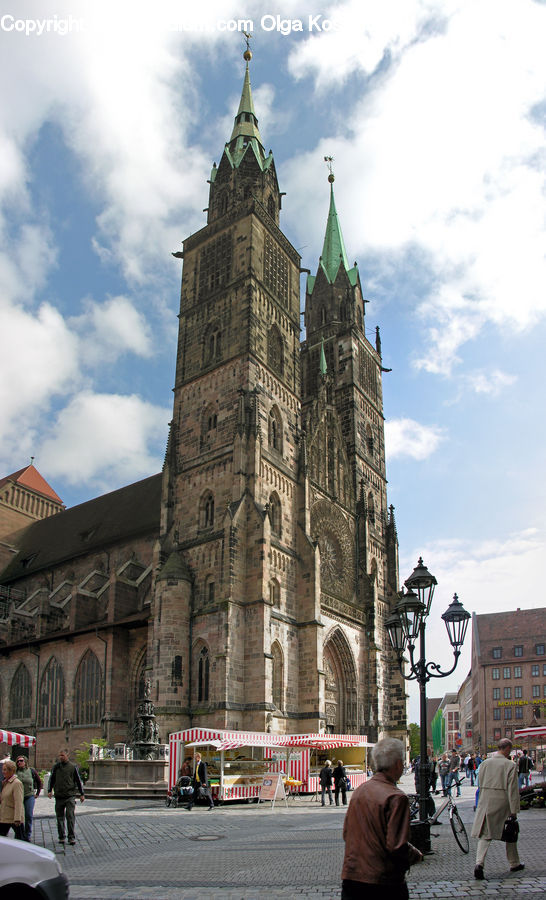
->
341, 738, 422, 899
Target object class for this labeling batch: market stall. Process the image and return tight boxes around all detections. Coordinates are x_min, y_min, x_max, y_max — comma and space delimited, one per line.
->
514, 725, 546, 775
0, 729, 36, 748
168, 729, 373, 802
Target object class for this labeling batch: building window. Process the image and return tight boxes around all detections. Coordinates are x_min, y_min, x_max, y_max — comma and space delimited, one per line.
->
200, 492, 215, 529
172, 655, 182, 683
74, 650, 102, 725
38, 658, 65, 728
492, 647, 502, 659
365, 424, 374, 456
515, 686, 522, 698
494, 728, 501, 740
199, 231, 232, 298
367, 492, 375, 526
268, 407, 282, 453
10, 664, 32, 720
504, 727, 512, 737
514, 645, 523, 657
205, 576, 215, 604
543, 684, 546, 697
493, 687, 500, 700
504, 708, 512, 719
271, 641, 283, 709
503, 667, 511, 679
543, 664, 546, 676
532, 664, 539, 677
267, 325, 284, 376
198, 647, 209, 703
268, 493, 281, 537
205, 326, 222, 363
536, 644, 545, 656
269, 579, 280, 607
493, 708, 501, 720
515, 707, 524, 719
514, 666, 522, 678
492, 668, 500, 680
532, 685, 540, 698
504, 687, 511, 699
263, 235, 288, 306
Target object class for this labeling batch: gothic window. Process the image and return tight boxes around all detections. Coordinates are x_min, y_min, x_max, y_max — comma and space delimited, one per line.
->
269, 493, 281, 537
268, 406, 282, 453
38, 657, 65, 728
10, 664, 32, 720
267, 325, 284, 375
263, 236, 288, 305
136, 657, 147, 700
367, 492, 375, 526
200, 492, 215, 529
267, 195, 276, 219
198, 647, 210, 702
219, 192, 228, 216
269, 579, 280, 607
204, 326, 222, 364
201, 404, 218, 446
320, 307, 326, 326
366, 424, 374, 455
172, 655, 182, 684
271, 641, 283, 709
74, 650, 102, 725
205, 576, 215, 604
198, 231, 232, 298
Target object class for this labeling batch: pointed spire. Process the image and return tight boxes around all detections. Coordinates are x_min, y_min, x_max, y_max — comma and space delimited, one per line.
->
225, 42, 269, 169
319, 338, 327, 377
308, 160, 359, 294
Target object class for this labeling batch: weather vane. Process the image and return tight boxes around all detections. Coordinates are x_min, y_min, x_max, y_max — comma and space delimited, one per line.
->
243, 32, 253, 61
324, 155, 335, 183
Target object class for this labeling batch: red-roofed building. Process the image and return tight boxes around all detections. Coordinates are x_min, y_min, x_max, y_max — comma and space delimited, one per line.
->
0, 464, 64, 538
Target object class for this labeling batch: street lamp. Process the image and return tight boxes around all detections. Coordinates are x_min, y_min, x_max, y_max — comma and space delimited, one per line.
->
386, 558, 470, 854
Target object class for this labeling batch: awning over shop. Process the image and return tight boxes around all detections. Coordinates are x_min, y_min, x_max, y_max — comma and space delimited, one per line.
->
0, 729, 36, 747
514, 726, 546, 740
172, 729, 373, 752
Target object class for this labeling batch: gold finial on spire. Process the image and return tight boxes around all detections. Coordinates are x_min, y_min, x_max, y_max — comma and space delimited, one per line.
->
324, 155, 335, 183
243, 31, 252, 61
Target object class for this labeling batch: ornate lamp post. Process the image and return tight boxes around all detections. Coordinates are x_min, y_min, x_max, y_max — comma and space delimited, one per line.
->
386, 558, 470, 853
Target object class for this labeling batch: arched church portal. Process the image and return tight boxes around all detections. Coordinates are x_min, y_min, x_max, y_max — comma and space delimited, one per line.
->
323, 630, 357, 734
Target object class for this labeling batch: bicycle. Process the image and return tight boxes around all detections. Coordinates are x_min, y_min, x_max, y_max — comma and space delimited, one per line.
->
409, 778, 469, 854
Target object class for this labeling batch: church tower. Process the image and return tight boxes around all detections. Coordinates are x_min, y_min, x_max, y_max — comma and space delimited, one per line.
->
151, 53, 406, 744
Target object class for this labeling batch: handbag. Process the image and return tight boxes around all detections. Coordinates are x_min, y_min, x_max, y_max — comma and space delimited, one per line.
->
500, 817, 519, 843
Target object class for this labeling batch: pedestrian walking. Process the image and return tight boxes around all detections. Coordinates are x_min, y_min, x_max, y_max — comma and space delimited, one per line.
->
341, 737, 422, 899
333, 760, 348, 807
438, 753, 450, 796
518, 750, 533, 789
0, 759, 25, 840
447, 749, 461, 797
319, 759, 334, 806
47, 749, 85, 845
471, 738, 523, 880
15, 755, 42, 841
188, 751, 214, 810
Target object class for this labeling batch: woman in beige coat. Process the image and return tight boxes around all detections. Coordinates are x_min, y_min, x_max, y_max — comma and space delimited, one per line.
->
471, 738, 523, 879
0, 759, 25, 839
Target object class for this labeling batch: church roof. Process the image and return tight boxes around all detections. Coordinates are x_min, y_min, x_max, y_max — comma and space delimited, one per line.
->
0, 464, 63, 505
0, 473, 161, 583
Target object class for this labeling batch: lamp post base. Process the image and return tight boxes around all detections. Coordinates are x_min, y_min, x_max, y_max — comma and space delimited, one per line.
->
410, 820, 431, 854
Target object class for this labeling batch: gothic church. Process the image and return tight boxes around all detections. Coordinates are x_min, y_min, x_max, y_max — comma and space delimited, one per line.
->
0, 54, 406, 766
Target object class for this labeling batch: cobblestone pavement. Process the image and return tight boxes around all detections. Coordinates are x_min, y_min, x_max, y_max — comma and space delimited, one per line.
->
26, 776, 545, 899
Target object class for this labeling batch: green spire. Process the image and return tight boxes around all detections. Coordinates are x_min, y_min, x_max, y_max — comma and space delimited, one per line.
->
319, 338, 327, 377
320, 182, 350, 283
226, 62, 269, 168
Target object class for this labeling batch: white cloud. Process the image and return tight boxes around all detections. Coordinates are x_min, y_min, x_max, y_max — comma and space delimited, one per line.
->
385, 417, 444, 459
72, 295, 153, 364
464, 369, 517, 397
284, 0, 546, 376
39, 391, 170, 487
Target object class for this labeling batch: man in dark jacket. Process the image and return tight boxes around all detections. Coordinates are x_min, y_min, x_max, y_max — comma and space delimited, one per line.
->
341, 738, 422, 899
188, 752, 214, 810
47, 749, 85, 845
333, 760, 348, 807
319, 760, 334, 806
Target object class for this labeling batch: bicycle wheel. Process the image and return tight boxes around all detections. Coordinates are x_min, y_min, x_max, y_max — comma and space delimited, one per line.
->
450, 807, 469, 853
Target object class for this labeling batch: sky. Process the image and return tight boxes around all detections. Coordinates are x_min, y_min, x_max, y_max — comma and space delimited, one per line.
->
1, 0, 545, 723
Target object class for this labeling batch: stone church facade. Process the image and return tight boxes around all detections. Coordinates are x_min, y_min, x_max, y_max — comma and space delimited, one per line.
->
0, 58, 407, 766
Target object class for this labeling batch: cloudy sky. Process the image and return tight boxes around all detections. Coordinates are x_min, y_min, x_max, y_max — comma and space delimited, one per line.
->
1, 0, 545, 721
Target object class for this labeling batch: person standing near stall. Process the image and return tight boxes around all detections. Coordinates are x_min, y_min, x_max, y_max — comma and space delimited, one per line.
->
188, 752, 214, 811
0, 759, 25, 839
334, 760, 348, 807
319, 760, 334, 806
15, 755, 42, 841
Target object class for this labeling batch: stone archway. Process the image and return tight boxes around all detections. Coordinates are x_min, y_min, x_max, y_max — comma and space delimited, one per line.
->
323, 629, 358, 734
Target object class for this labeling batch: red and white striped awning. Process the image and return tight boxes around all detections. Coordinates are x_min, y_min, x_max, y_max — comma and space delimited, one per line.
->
171, 729, 372, 751
0, 730, 36, 747
514, 726, 546, 740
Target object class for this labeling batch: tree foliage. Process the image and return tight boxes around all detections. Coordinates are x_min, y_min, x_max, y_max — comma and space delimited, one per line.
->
409, 722, 420, 758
